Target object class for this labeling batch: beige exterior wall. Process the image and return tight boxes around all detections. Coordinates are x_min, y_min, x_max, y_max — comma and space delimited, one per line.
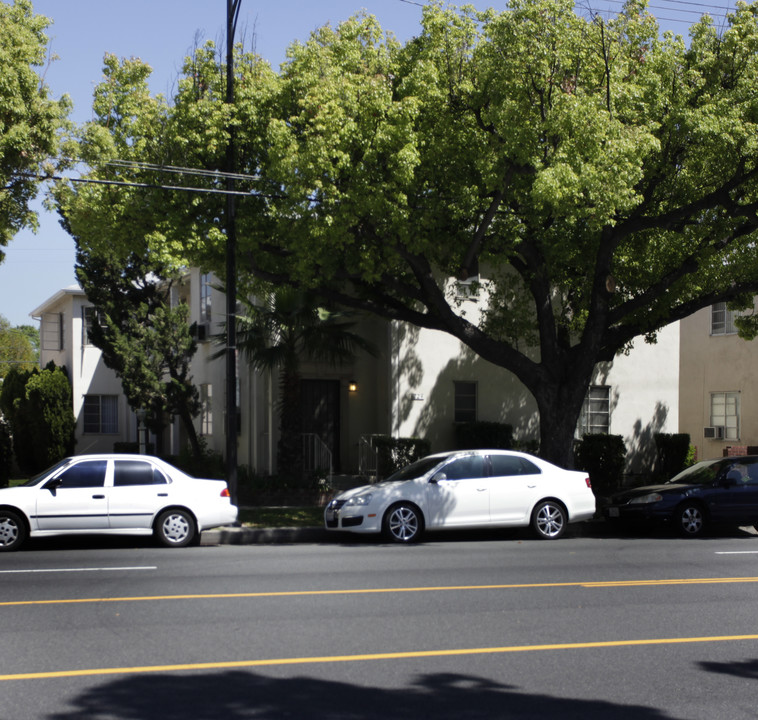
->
679, 304, 758, 462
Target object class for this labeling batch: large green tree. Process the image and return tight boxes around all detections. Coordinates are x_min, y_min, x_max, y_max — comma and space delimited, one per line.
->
57, 0, 758, 467
0, 0, 69, 251
74, 247, 202, 457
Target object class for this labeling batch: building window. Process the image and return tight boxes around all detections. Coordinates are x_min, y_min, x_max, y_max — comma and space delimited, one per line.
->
83, 395, 118, 434
200, 273, 212, 324
578, 386, 611, 436
711, 392, 740, 441
711, 302, 739, 336
200, 384, 212, 436
82, 306, 105, 346
454, 381, 477, 423
41, 312, 63, 351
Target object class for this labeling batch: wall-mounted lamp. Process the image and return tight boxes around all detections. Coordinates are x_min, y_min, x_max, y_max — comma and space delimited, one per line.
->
348, 380, 358, 393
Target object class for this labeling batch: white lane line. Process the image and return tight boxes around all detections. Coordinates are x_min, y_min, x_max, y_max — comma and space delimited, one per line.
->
715, 551, 758, 555
0, 566, 157, 574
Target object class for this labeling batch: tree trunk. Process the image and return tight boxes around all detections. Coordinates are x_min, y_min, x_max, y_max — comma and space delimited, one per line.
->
532, 357, 597, 469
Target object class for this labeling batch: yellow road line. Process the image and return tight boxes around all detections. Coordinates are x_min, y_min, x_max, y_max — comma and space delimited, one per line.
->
3, 634, 758, 681
2, 576, 758, 607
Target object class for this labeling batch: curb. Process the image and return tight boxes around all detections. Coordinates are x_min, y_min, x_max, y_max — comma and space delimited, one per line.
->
201, 525, 331, 545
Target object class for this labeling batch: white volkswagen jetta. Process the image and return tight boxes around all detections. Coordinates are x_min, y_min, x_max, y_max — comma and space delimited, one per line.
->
325, 449, 595, 542
0, 454, 238, 551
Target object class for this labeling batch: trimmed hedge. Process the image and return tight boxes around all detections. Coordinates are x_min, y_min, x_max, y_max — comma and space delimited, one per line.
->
454, 421, 514, 450
372, 436, 431, 479
654, 433, 692, 480
574, 434, 626, 496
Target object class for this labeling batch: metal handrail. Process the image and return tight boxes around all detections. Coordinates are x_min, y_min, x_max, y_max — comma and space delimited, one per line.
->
358, 434, 381, 480
302, 433, 333, 484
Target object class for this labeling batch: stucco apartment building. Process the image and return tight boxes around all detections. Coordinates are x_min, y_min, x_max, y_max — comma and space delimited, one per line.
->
679, 301, 758, 462
31, 272, 684, 477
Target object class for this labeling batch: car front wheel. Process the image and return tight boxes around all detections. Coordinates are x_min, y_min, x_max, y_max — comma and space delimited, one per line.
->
0, 510, 26, 552
531, 500, 567, 540
676, 503, 706, 537
155, 509, 196, 548
383, 503, 423, 543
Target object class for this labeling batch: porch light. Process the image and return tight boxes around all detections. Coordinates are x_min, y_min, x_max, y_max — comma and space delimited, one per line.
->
348, 380, 358, 393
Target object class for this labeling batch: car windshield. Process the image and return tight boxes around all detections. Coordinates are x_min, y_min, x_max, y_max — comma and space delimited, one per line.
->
666, 459, 727, 486
385, 456, 448, 482
20, 458, 74, 487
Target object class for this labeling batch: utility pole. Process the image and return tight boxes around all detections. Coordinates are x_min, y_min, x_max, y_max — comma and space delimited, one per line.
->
225, 0, 242, 507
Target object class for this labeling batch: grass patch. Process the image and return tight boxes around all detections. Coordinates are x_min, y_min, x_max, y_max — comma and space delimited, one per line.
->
238, 506, 323, 528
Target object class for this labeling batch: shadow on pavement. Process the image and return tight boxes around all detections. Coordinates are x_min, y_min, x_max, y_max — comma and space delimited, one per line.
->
48, 669, 680, 720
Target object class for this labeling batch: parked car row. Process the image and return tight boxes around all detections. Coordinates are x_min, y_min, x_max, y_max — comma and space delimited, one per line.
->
2, 451, 758, 551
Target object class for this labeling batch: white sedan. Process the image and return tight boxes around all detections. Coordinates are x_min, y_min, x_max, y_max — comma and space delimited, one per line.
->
0, 454, 238, 551
325, 449, 596, 542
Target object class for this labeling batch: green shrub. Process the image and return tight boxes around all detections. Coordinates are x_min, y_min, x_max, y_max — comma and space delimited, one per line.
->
654, 433, 692, 480
454, 421, 514, 450
0, 417, 12, 487
1, 364, 76, 474
574, 434, 626, 496
372, 436, 431, 478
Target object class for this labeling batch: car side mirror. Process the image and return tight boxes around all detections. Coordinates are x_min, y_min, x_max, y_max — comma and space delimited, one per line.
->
430, 472, 447, 484
44, 477, 62, 493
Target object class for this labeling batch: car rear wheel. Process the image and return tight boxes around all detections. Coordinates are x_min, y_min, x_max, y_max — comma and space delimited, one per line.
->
676, 503, 705, 537
155, 509, 196, 548
382, 503, 423, 543
531, 500, 567, 540
0, 510, 26, 552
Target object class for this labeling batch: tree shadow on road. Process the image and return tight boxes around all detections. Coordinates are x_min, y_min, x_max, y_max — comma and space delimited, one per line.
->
48, 669, 679, 720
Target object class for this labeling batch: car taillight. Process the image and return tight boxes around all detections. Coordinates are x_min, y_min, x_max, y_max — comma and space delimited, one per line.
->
220, 487, 230, 497
585, 477, 592, 488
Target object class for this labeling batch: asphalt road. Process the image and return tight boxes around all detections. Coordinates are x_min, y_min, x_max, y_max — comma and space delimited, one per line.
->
1, 526, 758, 719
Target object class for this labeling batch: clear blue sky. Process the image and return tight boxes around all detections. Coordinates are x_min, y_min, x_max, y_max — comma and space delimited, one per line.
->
0, 0, 729, 327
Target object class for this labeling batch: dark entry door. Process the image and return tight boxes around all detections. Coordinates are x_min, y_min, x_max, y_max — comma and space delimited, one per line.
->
300, 379, 341, 472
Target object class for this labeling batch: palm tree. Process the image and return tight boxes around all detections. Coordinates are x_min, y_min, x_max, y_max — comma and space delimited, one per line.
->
230, 287, 377, 483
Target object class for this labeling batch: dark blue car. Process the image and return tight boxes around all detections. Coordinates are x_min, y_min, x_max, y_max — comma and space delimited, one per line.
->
603, 456, 758, 537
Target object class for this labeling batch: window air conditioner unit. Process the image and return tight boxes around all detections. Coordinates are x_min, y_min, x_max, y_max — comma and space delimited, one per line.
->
704, 426, 724, 439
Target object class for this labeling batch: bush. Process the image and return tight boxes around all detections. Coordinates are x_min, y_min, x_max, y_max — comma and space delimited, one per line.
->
654, 433, 692, 480
372, 436, 431, 479
574, 434, 626, 496
1, 364, 76, 474
454, 421, 514, 450
0, 417, 12, 487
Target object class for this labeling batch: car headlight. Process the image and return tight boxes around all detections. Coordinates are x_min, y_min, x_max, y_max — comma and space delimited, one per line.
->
629, 493, 663, 505
344, 493, 373, 507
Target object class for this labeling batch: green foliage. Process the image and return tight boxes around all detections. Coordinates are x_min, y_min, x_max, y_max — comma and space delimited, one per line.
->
54, 0, 758, 468
574, 434, 627, 496
372, 435, 431, 479
0, 315, 37, 378
0, 417, 12, 486
654, 433, 692, 479
0, 363, 75, 474
73, 247, 201, 456
454, 421, 514, 450
0, 0, 70, 250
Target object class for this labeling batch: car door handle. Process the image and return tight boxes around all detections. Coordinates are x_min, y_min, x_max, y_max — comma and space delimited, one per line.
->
527, 485, 536, 489
157, 493, 168, 497
92, 494, 105, 499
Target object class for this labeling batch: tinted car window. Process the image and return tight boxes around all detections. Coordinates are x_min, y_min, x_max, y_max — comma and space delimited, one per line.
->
114, 460, 168, 487
54, 461, 107, 488
490, 455, 540, 477
442, 456, 487, 480
387, 457, 449, 482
